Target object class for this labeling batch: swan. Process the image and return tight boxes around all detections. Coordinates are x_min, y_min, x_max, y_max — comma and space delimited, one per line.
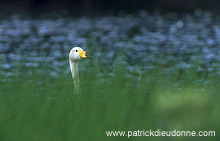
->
69, 47, 87, 95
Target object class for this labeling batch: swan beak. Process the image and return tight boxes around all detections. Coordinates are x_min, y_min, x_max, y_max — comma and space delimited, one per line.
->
78, 50, 87, 58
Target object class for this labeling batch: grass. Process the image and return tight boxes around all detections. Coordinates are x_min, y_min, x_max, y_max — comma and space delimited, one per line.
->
0, 58, 220, 141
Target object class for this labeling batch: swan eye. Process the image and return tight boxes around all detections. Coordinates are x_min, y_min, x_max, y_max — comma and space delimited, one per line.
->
76, 50, 78, 52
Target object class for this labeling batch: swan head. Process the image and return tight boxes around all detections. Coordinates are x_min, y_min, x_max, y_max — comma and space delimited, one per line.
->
69, 47, 87, 62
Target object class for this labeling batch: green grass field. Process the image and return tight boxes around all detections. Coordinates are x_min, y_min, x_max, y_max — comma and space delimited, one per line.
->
0, 59, 219, 141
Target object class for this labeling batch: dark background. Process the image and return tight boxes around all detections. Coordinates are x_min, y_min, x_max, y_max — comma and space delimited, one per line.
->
1, 0, 220, 13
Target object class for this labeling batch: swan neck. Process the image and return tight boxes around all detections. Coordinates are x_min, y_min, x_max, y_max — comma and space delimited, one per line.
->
69, 60, 79, 80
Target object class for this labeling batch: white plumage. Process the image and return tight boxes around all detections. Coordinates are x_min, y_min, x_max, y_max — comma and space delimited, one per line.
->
69, 47, 87, 95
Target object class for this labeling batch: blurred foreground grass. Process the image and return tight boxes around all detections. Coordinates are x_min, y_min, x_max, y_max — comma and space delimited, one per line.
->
0, 59, 219, 141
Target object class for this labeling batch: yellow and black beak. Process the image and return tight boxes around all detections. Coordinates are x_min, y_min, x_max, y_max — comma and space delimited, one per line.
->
78, 50, 94, 59
78, 50, 87, 59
